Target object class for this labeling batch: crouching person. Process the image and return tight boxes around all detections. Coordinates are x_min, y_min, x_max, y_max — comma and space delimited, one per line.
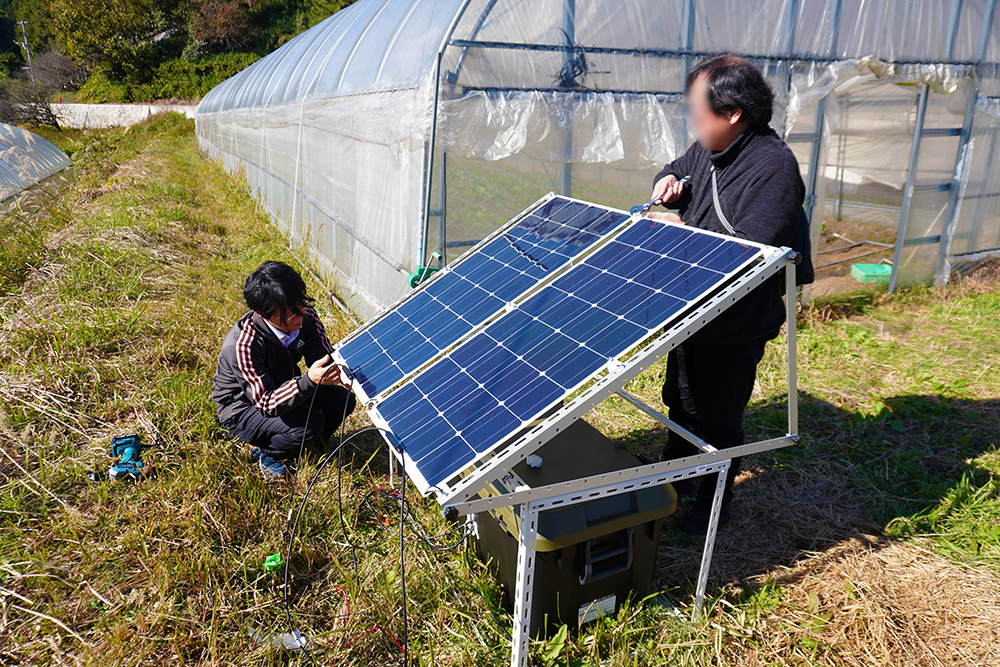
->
212, 260, 356, 479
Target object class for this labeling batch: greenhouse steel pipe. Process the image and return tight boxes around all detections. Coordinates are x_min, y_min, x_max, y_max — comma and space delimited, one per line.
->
889, 84, 929, 294
977, 0, 999, 59
681, 0, 696, 73
437, 152, 447, 265
815, 247, 893, 269
967, 129, 999, 252
934, 0, 997, 285
560, 0, 576, 198
802, 0, 842, 241
967, 0, 1000, 252
928, 0, 966, 288
421, 0, 476, 271
444, 39, 985, 68
448, 0, 502, 84
935, 96, 976, 286
456, 85, 683, 97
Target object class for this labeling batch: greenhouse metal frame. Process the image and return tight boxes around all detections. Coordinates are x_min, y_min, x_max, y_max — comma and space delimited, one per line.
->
196, 0, 1000, 320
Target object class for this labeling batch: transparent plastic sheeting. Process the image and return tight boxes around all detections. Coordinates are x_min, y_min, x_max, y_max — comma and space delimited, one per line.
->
0, 124, 72, 202
196, 0, 1000, 319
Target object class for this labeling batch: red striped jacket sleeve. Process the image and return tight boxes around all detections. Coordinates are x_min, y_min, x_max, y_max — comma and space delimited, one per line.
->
235, 318, 313, 417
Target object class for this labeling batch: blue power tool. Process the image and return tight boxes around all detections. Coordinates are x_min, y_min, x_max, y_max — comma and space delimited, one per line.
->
87, 434, 150, 482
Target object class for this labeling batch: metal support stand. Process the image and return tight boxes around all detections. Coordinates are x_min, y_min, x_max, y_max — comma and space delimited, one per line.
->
693, 460, 731, 617
362, 244, 797, 665
511, 503, 539, 667
495, 257, 800, 663
787, 257, 798, 435
507, 455, 732, 665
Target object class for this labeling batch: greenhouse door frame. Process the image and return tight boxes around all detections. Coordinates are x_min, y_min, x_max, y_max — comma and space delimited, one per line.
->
422, 0, 835, 279
422, 0, 997, 291
889, 0, 998, 292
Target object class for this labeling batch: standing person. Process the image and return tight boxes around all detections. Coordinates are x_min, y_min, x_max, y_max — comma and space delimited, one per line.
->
647, 55, 804, 533
212, 261, 356, 479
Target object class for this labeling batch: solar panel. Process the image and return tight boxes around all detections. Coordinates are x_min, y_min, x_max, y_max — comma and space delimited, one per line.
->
365, 209, 764, 492
337, 196, 628, 400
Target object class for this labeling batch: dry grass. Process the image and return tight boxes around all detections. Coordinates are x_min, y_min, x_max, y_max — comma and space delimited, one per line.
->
722, 536, 1000, 666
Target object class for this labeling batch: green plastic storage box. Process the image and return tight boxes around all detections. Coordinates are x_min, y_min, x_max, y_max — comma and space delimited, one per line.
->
851, 263, 892, 283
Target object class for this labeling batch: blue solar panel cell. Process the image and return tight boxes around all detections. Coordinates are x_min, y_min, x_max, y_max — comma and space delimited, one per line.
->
339, 197, 627, 398
373, 217, 765, 490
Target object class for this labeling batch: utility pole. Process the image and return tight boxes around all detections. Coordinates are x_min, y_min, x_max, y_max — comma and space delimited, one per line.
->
15, 20, 34, 83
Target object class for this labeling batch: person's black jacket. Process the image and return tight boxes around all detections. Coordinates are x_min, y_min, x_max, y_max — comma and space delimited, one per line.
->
212, 308, 335, 423
652, 124, 804, 343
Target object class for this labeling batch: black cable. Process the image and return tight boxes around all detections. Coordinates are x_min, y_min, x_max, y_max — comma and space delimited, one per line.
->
282, 358, 338, 666
280, 356, 409, 664
337, 411, 364, 574
398, 442, 409, 667
278, 356, 468, 666
283, 424, 381, 664
358, 488, 469, 551
281, 358, 379, 663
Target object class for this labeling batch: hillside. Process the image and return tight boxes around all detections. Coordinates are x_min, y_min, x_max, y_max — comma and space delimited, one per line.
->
1, 115, 999, 665
0, 0, 357, 104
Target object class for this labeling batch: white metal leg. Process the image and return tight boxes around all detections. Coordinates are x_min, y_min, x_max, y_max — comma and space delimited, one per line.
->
786, 258, 798, 437
692, 459, 730, 619
511, 503, 539, 667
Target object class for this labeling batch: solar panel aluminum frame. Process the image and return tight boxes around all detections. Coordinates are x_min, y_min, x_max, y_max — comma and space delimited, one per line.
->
431, 243, 798, 507
359, 228, 783, 497
333, 192, 633, 406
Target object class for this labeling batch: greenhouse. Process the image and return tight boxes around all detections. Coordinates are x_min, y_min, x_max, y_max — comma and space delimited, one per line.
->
195, 0, 1000, 320
0, 123, 73, 202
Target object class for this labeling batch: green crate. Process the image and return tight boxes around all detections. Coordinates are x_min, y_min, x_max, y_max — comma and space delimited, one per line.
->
851, 263, 892, 283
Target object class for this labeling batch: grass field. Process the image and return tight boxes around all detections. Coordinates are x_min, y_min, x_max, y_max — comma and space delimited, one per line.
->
2, 113, 1000, 666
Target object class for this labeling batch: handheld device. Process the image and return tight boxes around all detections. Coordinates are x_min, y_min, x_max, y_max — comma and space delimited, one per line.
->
629, 174, 691, 216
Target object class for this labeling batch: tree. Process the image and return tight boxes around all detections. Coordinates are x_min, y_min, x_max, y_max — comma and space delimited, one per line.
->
191, 0, 259, 54
33, 50, 88, 91
0, 78, 60, 127
307, 0, 352, 27
0, 0, 18, 72
51, 0, 192, 83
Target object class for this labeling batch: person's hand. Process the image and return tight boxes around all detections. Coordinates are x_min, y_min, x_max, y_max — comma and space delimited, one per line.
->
646, 211, 683, 227
651, 174, 685, 206
308, 354, 351, 386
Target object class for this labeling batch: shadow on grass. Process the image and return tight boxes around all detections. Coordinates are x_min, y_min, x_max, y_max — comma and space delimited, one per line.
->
641, 390, 1000, 593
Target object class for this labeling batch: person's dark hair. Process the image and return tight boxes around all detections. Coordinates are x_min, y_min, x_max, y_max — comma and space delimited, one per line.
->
243, 261, 314, 320
685, 55, 774, 127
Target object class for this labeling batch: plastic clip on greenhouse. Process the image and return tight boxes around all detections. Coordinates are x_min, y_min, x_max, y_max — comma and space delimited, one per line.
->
195, 0, 1000, 320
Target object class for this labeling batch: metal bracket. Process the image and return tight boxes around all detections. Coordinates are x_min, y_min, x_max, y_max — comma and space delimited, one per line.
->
511, 502, 538, 667
449, 436, 793, 517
